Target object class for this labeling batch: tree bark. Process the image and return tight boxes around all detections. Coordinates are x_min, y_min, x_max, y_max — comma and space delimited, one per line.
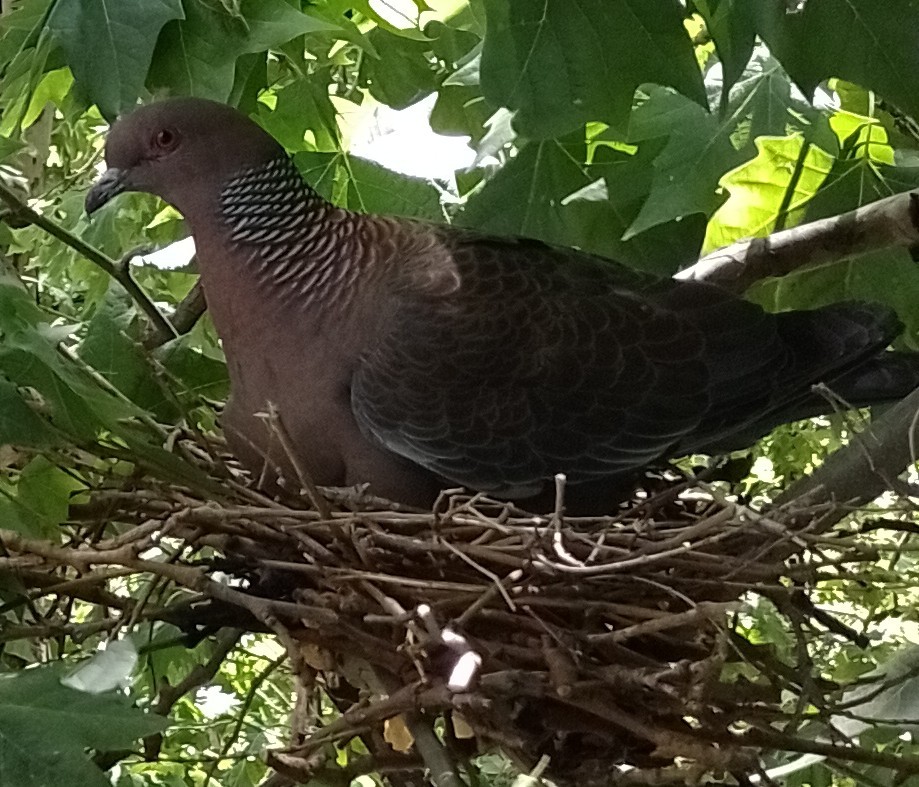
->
677, 190, 919, 293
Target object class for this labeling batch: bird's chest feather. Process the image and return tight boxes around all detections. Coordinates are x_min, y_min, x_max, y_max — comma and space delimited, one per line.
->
196, 248, 366, 486
220, 325, 358, 486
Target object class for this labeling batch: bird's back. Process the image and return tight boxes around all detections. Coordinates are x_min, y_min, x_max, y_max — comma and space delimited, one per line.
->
350, 226, 903, 499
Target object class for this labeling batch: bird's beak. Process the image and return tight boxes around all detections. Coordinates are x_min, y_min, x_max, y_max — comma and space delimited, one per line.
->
85, 167, 127, 215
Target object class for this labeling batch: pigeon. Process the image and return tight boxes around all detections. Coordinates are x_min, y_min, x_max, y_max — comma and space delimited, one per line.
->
86, 98, 919, 511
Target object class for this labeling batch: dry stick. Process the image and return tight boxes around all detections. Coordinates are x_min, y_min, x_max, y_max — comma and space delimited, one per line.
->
588, 601, 740, 645
264, 404, 332, 519
0, 179, 177, 343
0, 527, 339, 629
357, 588, 469, 787
294, 682, 454, 751
438, 539, 518, 612
7, 567, 136, 608
677, 189, 919, 293
0, 617, 119, 644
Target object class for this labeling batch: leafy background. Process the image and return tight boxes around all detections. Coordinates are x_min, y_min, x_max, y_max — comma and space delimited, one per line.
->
2, 0, 919, 784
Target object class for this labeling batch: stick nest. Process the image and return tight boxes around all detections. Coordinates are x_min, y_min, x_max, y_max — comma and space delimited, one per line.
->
2, 433, 899, 785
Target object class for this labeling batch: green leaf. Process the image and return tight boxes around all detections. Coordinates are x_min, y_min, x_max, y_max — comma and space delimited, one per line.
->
425, 17, 481, 65
694, 0, 757, 97
0, 327, 135, 442
295, 151, 444, 221
360, 28, 440, 109
0, 0, 56, 135
829, 110, 894, 166
703, 135, 834, 253
726, 50, 835, 153
0, 456, 84, 538
430, 84, 491, 143
78, 289, 186, 419
47, 0, 185, 120
21, 67, 73, 128
0, 377, 59, 448
150, 0, 341, 103
257, 80, 340, 153
458, 136, 594, 243
479, 0, 705, 138
757, 0, 919, 126
621, 86, 746, 238
458, 136, 704, 275
237, 0, 342, 49
155, 338, 230, 403
572, 143, 707, 275
0, 665, 167, 787
806, 160, 919, 225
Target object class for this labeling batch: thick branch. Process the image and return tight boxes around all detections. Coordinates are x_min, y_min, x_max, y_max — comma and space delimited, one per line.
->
677, 190, 919, 292
773, 385, 919, 528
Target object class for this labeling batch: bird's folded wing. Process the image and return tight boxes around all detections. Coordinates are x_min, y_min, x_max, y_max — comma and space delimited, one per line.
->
349, 235, 713, 496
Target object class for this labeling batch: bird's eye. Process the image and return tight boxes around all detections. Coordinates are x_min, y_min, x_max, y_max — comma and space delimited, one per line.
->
152, 128, 178, 152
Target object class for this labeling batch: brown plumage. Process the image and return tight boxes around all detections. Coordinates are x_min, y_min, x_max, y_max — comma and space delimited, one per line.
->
86, 98, 919, 511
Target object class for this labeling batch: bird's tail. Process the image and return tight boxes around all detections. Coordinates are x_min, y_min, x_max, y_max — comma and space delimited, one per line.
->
688, 301, 917, 453
823, 351, 919, 405
767, 301, 919, 416
727, 351, 919, 445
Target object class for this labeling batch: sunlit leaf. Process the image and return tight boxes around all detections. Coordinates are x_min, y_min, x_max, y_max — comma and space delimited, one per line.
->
703, 135, 834, 253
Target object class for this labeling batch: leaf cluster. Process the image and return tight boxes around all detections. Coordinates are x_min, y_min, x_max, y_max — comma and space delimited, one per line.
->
2, 1, 919, 786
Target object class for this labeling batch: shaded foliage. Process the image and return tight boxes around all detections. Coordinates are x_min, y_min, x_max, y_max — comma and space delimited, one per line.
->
2, 0, 919, 785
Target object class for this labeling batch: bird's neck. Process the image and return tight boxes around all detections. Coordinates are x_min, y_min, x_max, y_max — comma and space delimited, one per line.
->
189, 155, 382, 352
197, 155, 374, 304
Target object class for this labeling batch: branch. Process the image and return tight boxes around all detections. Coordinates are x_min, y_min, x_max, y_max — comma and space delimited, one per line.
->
143, 278, 206, 349
0, 179, 177, 343
735, 726, 919, 775
773, 384, 919, 528
677, 190, 919, 292
145, 627, 244, 759
167, 280, 206, 337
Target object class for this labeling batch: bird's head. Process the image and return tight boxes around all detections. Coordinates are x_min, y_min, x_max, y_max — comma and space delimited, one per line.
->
86, 98, 285, 218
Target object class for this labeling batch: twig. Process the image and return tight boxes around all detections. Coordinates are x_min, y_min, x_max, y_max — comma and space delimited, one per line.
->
263, 405, 332, 519
587, 601, 739, 645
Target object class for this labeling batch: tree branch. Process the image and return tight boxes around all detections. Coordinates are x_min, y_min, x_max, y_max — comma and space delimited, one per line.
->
0, 179, 177, 343
773, 385, 919, 528
677, 190, 919, 293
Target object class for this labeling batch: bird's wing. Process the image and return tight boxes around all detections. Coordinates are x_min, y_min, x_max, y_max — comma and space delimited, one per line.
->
350, 231, 716, 496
